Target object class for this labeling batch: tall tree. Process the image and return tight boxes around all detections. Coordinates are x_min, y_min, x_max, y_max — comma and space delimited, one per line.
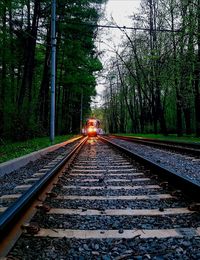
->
0, 0, 106, 141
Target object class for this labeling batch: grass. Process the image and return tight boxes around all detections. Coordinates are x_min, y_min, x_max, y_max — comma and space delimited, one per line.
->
114, 133, 200, 144
0, 134, 77, 164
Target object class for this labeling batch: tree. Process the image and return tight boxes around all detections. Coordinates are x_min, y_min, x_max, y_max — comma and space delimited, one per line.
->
0, 0, 106, 141
101, 0, 200, 136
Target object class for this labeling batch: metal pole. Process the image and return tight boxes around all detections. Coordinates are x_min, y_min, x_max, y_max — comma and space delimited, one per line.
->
50, 0, 56, 144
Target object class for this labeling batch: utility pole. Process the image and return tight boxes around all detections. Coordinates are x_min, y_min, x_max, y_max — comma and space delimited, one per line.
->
50, 0, 56, 144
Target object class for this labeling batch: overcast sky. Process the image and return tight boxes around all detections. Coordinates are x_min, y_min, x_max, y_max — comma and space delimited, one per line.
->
93, 0, 141, 107
105, 0, 141, 25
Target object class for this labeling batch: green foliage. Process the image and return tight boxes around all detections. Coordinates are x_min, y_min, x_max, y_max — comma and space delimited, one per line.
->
91, 106, 105, 128
0, 0, 106, 141
102, 0, 200, 136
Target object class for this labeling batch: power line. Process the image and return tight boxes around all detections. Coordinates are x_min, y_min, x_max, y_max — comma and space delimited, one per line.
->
65, 20, 181, 33
96, 24, 181, 32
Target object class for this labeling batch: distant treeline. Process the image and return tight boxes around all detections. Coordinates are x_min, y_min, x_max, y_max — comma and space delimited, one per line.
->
103, 0, 200, 137
0, 0, 105, 141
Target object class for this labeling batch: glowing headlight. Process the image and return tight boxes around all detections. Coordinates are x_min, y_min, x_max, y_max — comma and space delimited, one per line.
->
88, 127, 97, 133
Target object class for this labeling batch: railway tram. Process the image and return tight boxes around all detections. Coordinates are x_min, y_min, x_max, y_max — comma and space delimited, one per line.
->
83, 118, 100, 137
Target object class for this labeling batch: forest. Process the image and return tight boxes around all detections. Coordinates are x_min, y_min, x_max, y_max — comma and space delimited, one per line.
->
102, 0, 200, 137
1, 0, 200, 142
0, 0, 105, 141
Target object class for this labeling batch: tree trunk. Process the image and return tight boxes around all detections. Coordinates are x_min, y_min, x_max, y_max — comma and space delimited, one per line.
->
176, 91, 183, 136
0, 5, 7, 137
194, 0, 200, 136
18, 0, 40, 113
9, 4, 15, 104
38, 27, 51, 131
171, 1, 184, 136
116, 61, 136, 131
183, 108, 191, 135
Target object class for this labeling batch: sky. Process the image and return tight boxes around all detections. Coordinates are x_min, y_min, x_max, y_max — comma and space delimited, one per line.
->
105, 0, 141, 26
93, 0, 141, 107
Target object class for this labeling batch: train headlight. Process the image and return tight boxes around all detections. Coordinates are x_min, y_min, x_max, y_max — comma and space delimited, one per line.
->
88, 127, 97, 133
88, 127, 93, 133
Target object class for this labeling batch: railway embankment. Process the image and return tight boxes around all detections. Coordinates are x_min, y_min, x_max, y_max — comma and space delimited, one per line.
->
0, 136, 82, 176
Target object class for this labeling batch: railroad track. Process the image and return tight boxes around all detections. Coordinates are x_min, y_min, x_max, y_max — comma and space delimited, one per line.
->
110, 135, 200, 157
0, 136, 200, 258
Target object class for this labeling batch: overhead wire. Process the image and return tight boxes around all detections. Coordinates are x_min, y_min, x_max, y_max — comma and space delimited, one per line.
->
68, 21, 181, 33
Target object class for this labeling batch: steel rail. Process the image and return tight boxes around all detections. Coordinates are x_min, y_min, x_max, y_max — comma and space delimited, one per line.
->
0, 136, 88, 254
99, 136, 200, 200
110, 135, 200, 156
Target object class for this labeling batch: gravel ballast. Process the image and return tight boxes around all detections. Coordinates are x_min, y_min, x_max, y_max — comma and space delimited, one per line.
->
108, 137, 200, 185
0, 138, 82, 198
8, 236, 200, 259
